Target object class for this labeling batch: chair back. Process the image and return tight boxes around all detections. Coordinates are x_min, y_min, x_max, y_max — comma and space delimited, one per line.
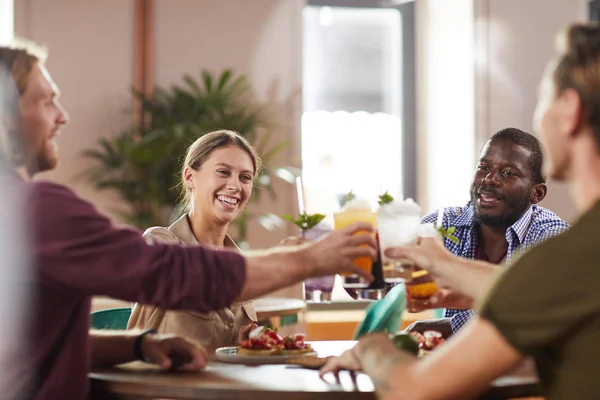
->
91, 307, 132, 330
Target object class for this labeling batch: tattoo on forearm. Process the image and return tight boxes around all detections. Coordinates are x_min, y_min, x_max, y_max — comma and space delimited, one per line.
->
372, 376, 391, 398
359, 337, 415, 398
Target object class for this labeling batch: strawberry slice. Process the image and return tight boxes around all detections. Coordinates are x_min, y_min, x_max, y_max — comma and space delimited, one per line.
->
283, 337, 295, 349
266, 330, 283, 343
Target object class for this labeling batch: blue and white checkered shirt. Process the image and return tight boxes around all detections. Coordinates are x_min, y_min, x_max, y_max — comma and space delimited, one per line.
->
421, 202, 569, 332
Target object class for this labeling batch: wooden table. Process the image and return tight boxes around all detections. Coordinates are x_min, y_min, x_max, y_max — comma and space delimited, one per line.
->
89, 341, 541, 400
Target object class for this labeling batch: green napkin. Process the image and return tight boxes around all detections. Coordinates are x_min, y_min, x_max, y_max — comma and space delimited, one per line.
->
354, 284, 445, 339
354, 284, 406, 339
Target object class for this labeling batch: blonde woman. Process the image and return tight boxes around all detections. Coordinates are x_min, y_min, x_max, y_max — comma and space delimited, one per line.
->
128, 130, 259, 349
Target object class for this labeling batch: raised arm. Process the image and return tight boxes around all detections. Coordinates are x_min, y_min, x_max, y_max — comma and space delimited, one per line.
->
32, 182, 246, 311
238, 228, 376, 301
32, 182, 376, 311
385, 237, 499, 302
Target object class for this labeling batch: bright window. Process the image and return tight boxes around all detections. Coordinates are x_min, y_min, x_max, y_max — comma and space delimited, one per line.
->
302, 6, 404, 222
0, 0, 14, 45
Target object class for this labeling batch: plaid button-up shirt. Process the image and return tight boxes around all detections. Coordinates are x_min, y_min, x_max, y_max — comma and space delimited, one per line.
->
421, 202, 569, 332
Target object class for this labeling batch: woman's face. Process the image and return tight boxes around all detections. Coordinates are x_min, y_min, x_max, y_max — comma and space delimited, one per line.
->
185, 145, 255, 224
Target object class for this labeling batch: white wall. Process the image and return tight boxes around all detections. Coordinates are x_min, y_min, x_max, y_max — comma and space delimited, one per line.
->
14, 0, 134, 219
474, 0, 587, 222
416, 0, 476, 214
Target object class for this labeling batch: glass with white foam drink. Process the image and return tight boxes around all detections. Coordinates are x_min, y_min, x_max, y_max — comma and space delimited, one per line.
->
302, 221, 336, 302
376, 198, 421, 283
333, 196, 377, 289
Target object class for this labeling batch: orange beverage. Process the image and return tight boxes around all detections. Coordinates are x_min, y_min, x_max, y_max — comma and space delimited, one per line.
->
405, 269, 439, 299
405, 223, 442, 309
334, 205, 377, 288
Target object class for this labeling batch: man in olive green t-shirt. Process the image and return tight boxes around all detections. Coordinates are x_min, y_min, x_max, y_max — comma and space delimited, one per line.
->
479, 207, 600, 399
319, 23, 600, 400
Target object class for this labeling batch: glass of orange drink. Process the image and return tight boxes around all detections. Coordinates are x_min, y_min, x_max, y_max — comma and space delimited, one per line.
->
405, 223, 441, 309
334, 196, 377, 289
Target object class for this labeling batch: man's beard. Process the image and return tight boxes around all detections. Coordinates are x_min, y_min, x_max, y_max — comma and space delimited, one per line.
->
471, 185, 532, 228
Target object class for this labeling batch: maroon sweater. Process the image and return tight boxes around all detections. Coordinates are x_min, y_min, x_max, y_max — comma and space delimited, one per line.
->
23, 181, 247, 399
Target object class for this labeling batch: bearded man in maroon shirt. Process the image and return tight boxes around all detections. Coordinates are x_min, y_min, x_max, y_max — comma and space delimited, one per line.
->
0, 44, 377, 400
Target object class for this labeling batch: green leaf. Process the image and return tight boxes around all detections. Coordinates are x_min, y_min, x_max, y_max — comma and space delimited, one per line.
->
448, 235, 460, 244
346, 190, 356, 203
183, 75, 203, 96
262, 139, 290, 161
217, 69, 232, 91
378, 191, 394, 206
201, 70, 214, 93
283, 212, 326, 231
436, 226, 461, 245
283, 215, 297, 223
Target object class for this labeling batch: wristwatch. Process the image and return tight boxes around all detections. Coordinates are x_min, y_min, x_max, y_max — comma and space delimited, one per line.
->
133, 329, 158, 361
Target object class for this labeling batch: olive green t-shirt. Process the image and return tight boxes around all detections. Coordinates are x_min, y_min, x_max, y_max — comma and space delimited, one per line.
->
478, 200, 600, 400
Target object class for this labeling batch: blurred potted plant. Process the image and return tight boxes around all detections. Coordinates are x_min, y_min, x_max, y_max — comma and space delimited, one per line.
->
80, 69, 298, 248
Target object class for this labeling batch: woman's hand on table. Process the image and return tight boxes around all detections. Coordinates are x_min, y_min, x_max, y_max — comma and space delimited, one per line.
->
141, 333, 207, 371
238, 323, 259, 343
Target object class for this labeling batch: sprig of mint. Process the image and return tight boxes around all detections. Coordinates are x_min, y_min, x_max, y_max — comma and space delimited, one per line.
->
378, 191, 394, 206
436, 225, 460, 244
346, 190, 356, 203
283, 212, 326, 233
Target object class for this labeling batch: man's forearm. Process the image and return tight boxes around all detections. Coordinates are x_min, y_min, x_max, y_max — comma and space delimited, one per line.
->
436, 258, 499, 302
357, 335, 418, 400
236, 246, 312, 301
90, 330, 138, 367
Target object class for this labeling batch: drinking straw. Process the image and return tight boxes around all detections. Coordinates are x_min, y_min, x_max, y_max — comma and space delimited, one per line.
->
436, 207, 444, 228
295, 176, 306, 215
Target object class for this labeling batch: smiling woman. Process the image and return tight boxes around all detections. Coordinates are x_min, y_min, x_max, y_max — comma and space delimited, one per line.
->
127, 130, 261, 350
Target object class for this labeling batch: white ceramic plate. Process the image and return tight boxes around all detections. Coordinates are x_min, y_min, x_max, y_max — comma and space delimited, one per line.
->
215, 346, 318, 365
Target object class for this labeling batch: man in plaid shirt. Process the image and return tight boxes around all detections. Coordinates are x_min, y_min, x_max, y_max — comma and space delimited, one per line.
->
407, 127, 569, 336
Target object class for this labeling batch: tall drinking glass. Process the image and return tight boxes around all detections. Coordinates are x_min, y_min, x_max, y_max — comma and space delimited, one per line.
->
355, 233, 387, 300
405, 223, 442, 310
303, 222, 335, 302
334, 198, 377, 289
377, 198, 421, 283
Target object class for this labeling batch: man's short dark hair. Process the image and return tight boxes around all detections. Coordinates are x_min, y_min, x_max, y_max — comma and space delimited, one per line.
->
489, 127, 545, 184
